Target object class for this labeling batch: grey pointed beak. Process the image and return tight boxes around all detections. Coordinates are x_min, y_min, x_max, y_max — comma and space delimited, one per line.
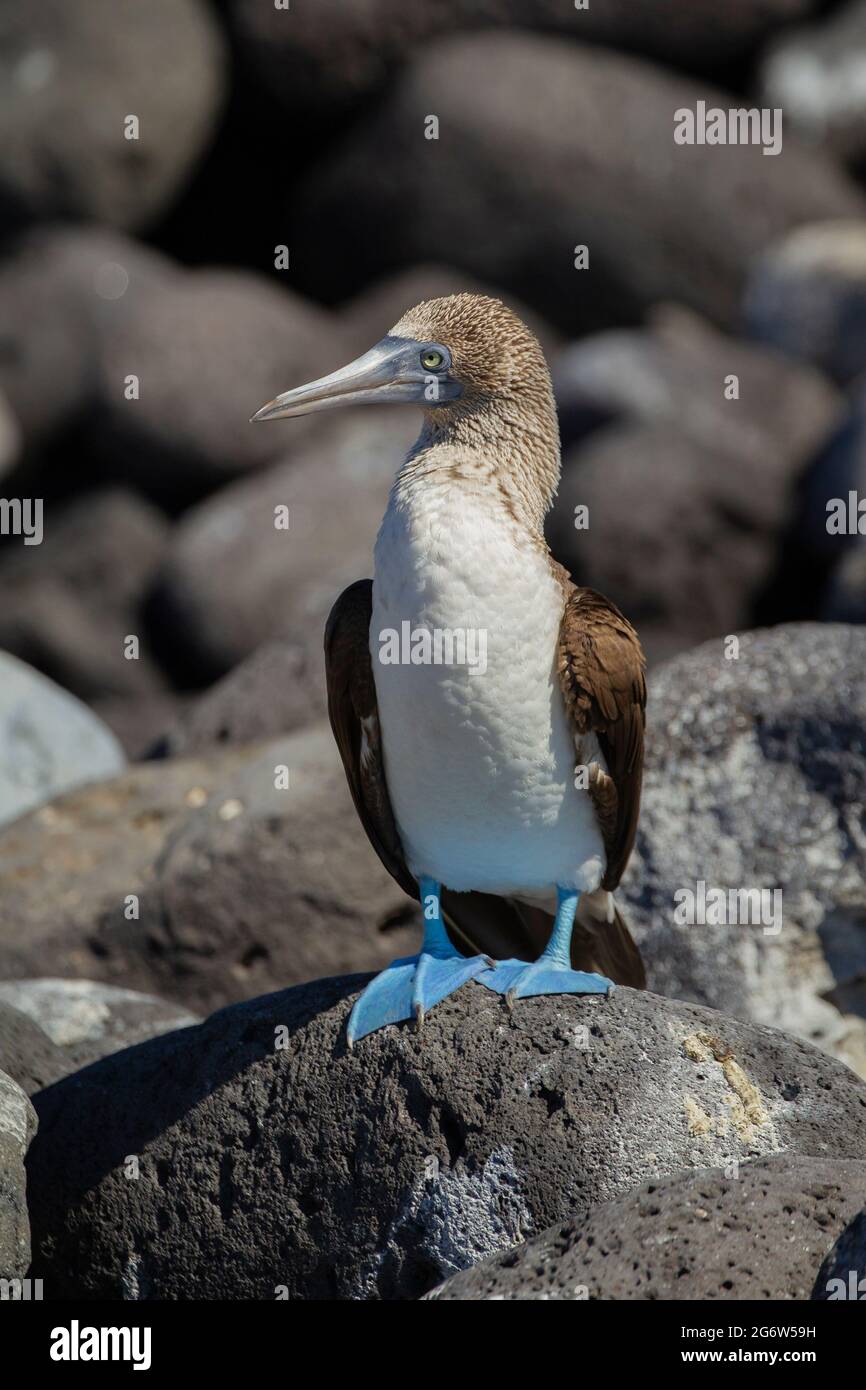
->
251, 335, 462, 421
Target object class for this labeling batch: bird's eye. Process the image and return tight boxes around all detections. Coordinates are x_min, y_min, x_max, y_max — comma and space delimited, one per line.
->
421, 348, 444, 370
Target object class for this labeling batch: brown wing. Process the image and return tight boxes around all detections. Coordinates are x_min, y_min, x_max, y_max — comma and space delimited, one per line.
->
324, 580, 543, 962
557, 584, 647, 892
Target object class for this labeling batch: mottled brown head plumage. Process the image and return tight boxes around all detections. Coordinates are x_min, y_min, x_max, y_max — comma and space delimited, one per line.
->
391, 293, 561, 527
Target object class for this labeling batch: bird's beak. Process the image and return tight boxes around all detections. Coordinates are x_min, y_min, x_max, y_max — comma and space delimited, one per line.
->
251, 335, 462, 421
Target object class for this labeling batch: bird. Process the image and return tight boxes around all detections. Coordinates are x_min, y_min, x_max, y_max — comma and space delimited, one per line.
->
252, 293, 647, 1045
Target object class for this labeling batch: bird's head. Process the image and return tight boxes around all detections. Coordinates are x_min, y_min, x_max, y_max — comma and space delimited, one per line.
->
251, 293, 555, 431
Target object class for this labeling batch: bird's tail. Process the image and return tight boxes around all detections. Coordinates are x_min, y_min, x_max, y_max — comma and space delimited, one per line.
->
572, 888, 646, 989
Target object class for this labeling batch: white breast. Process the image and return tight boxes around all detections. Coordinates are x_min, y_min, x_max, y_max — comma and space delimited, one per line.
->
370, 479, 606, 899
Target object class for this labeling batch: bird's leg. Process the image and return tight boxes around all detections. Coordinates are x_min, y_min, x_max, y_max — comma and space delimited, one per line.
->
477, 887, 615, 1007
346, 876, 491, 1045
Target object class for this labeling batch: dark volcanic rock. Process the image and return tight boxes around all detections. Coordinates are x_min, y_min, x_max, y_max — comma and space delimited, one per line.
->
0, 1067, 36, 1281
156, 640, 324, 757
745, 222, 866, 385
88, 268, 345, 500
151, 411, 417, 681
426, 1155, 866, 1300
0, 1002, 68, 1096
293, 34, 865, 330
0, 727, 419, 1016
812, 1206, 866, 1299
231, 0, 818, 122
622, 624, 866, 1077
0, 980, 199, 1076
27, 982, 866, 1300
0, 0, 225, 228
822, 544, 866, 624
0, 653, 124, 827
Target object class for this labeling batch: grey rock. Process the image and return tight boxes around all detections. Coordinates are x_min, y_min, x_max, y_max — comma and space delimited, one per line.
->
426, 1154, 866, 1300
0, 1067, 36, 1282
156, 640, 324, 757
0, 489, 171, 702
621, 623, 866, 1077
0, 653, 125, 827
293, 34, 865, 330
0, 226, 169, 455
813, 1206, 866, 1299
762, 1, 866, 162
87, 267, 346, 501
0, 1002, 68, 1096
0, 980, 199, 1074
26, 981, 866, 1300
231, 0, 818, 121
0, 0, 226, 228
0, 726, 419, 1016
151, 410, 418, 680
745, 222, 866, 384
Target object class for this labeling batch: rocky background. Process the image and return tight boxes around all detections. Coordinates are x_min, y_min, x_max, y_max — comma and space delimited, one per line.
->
1, 0, 865, 1301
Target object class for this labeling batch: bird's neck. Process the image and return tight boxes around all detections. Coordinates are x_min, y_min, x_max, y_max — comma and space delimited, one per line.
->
396, 395, 560, 535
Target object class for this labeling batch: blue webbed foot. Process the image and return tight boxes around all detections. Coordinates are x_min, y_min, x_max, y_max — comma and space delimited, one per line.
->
346, 950, 489, 1046
477, 957, 614, 1006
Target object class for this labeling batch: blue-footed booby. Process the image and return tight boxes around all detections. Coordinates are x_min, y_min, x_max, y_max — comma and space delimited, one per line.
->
253, 294, 646, 1044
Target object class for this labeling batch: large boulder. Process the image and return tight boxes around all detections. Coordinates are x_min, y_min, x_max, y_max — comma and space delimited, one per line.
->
230, 0, 818, 122
0, 0, 226, 228
0, 653, 125, 827
622, 624, 866, 1076
0, 726, 419, 1016
155, 639, 324, 757
425, 1154, 866, 1300
150, 410, 417, 681
27, 980, 866, 1300
0, 1002, 68, 1096
292, 34, 865, 330
0, 980, 199, 1074
85, 267, 346, 502
0, 1068, 37, 1282
745, 222, 866, 385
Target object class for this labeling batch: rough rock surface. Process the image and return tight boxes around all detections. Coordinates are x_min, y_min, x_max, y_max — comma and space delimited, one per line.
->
812, 1206, 866, 1299
0, 653, 125, 827
0, 1067, 37, 1281
425, 1154, 866, 1300
745, 221, 866, 385
0, 726, 419, 1015
155, 640, 324, 757
293, 34, 865, 329
622, 624, 866, 1076
0, 980, 200, 1074
0, 1002, 68, 1096
151, 411, 417, 680
26, 981, 866, 1300
0, 0, 226, 228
